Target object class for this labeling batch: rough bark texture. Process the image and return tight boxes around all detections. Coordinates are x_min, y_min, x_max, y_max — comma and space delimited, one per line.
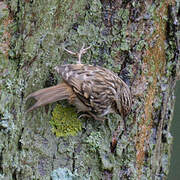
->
0, 0, 179, 179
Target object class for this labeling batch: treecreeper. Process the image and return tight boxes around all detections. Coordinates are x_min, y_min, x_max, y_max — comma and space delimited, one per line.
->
26, 44, 132, 151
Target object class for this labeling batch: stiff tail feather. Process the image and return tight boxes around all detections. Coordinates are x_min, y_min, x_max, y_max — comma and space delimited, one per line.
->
26, 82, 73, 112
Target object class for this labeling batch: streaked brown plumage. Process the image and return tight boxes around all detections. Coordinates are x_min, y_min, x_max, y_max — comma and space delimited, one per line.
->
27, 63, 131, 119
26, 44, 132, 151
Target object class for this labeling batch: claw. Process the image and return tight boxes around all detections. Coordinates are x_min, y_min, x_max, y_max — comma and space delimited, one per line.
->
64, 48, 77, 56
87, 111, 105, 121
78, 113, 91, 119
64, 43, 91, 64
78, 111, 105, 122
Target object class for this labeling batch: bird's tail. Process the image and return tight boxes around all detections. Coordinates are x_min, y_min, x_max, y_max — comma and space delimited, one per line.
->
26, 82, 73, 112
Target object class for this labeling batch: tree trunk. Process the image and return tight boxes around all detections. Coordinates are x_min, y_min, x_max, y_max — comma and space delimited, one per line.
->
0, 0, 179, 179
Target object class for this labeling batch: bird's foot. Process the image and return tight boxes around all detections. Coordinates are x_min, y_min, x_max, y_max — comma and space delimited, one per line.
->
64, 43, 91, 64
78, 112, 105, 122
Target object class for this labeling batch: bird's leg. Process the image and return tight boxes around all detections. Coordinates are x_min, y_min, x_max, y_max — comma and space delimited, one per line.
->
78, 113, 92, 119
64, 43, 91, 64
78, 111, 105, 121
87, 111, 106, 121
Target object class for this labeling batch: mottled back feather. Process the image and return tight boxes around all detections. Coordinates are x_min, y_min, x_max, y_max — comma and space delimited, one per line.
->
55, 64, 131, 117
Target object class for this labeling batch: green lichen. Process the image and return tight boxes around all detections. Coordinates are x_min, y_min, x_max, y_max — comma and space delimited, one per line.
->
85, 131, 102, 152
50, 104, 82, 137
136, 40, 148, 51
51, 168, 80, 180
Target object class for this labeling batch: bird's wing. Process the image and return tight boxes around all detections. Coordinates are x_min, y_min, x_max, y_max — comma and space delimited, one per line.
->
56, 64, 116, 115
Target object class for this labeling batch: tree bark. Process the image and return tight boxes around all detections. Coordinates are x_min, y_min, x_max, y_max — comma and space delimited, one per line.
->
0, 0, 179, 179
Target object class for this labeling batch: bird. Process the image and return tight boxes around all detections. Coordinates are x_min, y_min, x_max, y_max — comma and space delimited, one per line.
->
26, 44, 132, 150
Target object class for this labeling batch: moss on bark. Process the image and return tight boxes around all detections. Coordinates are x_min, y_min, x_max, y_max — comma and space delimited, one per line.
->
0, 0, 179, 179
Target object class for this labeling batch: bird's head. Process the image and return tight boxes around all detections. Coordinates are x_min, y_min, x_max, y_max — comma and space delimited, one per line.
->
115, 83, 132, 119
